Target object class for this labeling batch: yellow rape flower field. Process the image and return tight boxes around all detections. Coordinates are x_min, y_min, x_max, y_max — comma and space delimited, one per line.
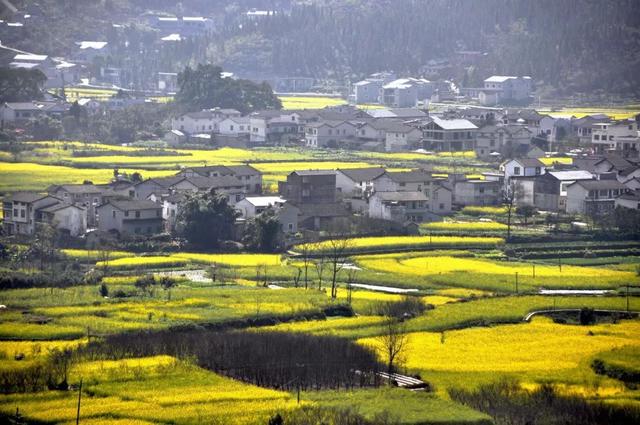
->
0, 356, 299, 425
359, 317, 640, 400
355, 254, 635, 291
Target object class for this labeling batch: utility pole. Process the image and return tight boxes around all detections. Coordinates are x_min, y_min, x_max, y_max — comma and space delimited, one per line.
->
532, 264, 536, 279
76, 378, 83, 425
515, 272, 519, 294
627, 284, 630, 313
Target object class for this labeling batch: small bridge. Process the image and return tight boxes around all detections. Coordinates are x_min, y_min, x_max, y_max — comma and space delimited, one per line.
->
377, 372, 429, 391
523, 309, 638, 322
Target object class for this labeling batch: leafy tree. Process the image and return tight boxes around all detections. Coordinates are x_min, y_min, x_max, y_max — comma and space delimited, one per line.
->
175, 64, 281, 114
176, 190, 239, 249
134, 274, 155, 296
99, 283, 109, 297
0, 68, 46, 103
243, 206, 281, 252
515, 204, 537, 225
503, 182, 524, 240
29, 116, 62, 140
159, 276, 177, 300
375, 304, 410, 379
130, 172, 143, 183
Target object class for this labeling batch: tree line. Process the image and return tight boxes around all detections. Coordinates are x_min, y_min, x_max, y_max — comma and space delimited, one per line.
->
79, 329, 383, 391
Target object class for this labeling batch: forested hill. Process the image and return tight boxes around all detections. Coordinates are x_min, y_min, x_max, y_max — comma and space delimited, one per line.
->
255, 0, 640, 96
3, 0, 640, 97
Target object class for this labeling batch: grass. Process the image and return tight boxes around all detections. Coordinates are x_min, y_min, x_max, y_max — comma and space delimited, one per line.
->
359, 317, 640, 401
460, 206, 508, 216
303, 388, 491, 424
593, 345, 640, 377
297, 236, 504, 255
420, 221, 508, 232
0, 356, 298, 425
97, 253, 282, 270
0, 339, 86, 371
0, 284, 333, 340
354, 253, 636, 292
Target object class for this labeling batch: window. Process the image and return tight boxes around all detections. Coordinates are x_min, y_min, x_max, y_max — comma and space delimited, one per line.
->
171, 210, 175, 217
236, 194, 242, 202
13, 209, 18, 217
535, 167, 541, 175
479, 187, 485, 193
134, 227, 141, 234
399, 182, 406, 187
112, 210, 116, 218
230, 125, 234, 131
514, 166, 521, 175
439, 203, 445, 210
135, 211, 140, 218
156, 210, 160, 217
125, 211, 129, 217
21, 210, 25, 218
146, 227, 152, 234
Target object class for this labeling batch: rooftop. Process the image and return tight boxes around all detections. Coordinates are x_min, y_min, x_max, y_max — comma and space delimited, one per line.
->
374, 191, 428, 202
431, 116, 477, 130
242, 196, 286, 207
337, 167, 386, 182
103, 199, 161, 211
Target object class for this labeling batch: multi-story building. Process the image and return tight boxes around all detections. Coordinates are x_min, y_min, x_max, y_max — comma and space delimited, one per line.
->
97, 199, 164, 236
533, 170, 594, 212
479, 76, 532, 106
566, 179, 630, 215
453, 179, 502, 206
422, 117, 477, 151
591, 119, 639, 154
475, 124, 533, 159
304, 120, 357, 148
381, 78, 432, 108
2, 192, 87, 236
278, 170, 337, 204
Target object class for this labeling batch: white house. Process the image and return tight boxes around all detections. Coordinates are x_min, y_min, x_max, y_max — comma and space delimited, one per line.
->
336, 167, 386, 197
566, 179, 630, 215
422, 117, 478, 151
369, 191, 432, 223
218, 117, 251, 136
235, 196, 299, 233
501, 158, 546, 187
615, 191, 640, 210
304, 120, 357, 148
475, 124, 533, 159
249, 110, 301, 143
381, 78, 432, 108
39, 203, 87, 236
480, 76, 532, 106
172, 108, 241, 134
591, 119, 639, 154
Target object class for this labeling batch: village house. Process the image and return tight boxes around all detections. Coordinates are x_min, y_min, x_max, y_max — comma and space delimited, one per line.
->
304, 120, 357, 148
381, 78, 432, 108
2, 192, 87, 236
372, 170, 452, 214
479, 76, 532, 106
351, 72, 396, 104
47, 183, 115, 227
335, 167, 386, 213
422, 117, 477, 151
475, 124, 534, 159
171, 108, 241, 135
615, 191, 640, 210
452, 178, 502, 206
97, 199, 164, 236
570, 115, 610, 144
235, 196, 300, 234
38, 203, 87, 237
501, 158, 546, 187
566, 179, 630, 216
248, 110, 301, 144
279, 170, 337, 204
591, 119, 639, 154
177, 164, 262, 194
0, 101, 69, 126
368, 191, 436, 223
533, 170, 594, 212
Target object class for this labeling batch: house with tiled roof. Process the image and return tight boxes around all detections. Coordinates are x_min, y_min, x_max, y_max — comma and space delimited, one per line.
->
96, 199, 164, 236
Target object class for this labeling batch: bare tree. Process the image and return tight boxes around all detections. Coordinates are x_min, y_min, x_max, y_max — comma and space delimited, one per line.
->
292, 267, 302, 288
503, 181, 524, 241
346, 267, 359, 305
298, 236, 314, 289
375, 315, 409, 379
324, 235, 353, 299
314, 256, 326, 291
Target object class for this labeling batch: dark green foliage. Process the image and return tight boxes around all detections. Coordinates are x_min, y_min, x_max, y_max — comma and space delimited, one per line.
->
99, 283, 109, 297
270, 406, 388, 425
80, 330, 382, 391
377, 296, 429, 319
579, 307, 596, 325
591, 359, 640, 387
175, 64, 281, 114
449, 379, 640, 425
243, 206, 281, 253
0, 68, 46, 103
28, 116, 62, 140
134, 274, 155, 295
614, 206, 640, 237
176, 190, 240, 249
515, 205, 537, 225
